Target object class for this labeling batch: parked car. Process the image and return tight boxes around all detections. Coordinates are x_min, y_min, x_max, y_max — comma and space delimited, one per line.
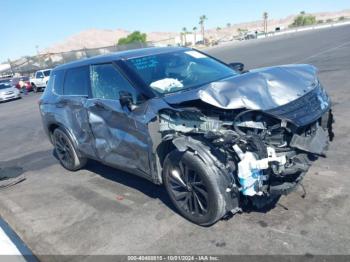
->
0, 81, 21, 102
11, 76, 33, 92
30, 69, 51, 92
39, 47, 333, 225
0, 78, 11, 84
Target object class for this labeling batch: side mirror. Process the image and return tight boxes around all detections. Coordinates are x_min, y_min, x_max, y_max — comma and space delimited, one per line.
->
228, 62, 245, 72
119, 91, 136, 111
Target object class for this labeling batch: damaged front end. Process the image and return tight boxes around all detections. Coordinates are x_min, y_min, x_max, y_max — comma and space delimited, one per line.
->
158, 82, 333, 214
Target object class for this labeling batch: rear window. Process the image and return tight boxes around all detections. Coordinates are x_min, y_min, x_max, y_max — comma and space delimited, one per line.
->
0, 79, 11, 84
0, 83, 12, 89
63, 66, 89, 96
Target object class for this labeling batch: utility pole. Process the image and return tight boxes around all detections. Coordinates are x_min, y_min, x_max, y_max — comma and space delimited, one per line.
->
263, 12, 268, 35
7, 58, 14, 76
35, 45, 43, 68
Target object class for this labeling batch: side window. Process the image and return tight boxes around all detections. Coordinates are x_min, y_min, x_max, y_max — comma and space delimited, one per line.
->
36, 72, 43, 78
48, 70, 64, 95
63, 66, 89, 96
90, 63, 142, 103
43, 70, 51, 77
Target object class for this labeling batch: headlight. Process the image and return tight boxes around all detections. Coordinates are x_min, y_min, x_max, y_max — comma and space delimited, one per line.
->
316, 86, 330, 110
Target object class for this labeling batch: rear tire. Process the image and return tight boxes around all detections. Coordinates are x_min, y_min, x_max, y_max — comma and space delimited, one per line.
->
163, 150, 226, 226
53, 128, 87, 171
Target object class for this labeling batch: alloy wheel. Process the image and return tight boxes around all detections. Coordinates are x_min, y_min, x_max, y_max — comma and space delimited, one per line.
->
54, 132, 74, 168
168, 161, 209, 216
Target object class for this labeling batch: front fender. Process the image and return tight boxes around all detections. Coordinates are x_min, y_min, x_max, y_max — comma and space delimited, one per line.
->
172, 136, 240, 213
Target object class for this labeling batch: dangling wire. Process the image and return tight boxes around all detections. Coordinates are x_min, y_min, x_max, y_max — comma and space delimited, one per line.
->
299, 183, 306, 198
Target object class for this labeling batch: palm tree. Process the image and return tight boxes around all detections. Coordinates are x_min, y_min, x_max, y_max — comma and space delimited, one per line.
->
263, 12, 268, 34
179, 32, 184, 46
199, 15, 208, 44
192, 26, 198, 45
182, 27, 188, 46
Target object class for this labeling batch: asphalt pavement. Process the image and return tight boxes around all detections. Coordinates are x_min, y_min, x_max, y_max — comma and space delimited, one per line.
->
0, 25, 350, 259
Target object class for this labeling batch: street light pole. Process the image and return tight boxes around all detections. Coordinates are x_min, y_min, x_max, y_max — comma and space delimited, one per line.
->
263, 12, 268, 36
7, 58, 14, 75
35, 45, 42, 68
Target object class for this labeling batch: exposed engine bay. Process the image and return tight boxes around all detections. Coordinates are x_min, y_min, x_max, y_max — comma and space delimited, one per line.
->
158, 85, 333, 210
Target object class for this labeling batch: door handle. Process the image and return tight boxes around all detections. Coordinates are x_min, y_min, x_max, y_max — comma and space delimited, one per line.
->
92, 101, 108, 110
57, 99, 68, 108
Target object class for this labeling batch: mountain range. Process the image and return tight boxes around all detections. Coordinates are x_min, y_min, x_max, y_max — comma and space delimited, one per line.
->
42, 9, 350, 54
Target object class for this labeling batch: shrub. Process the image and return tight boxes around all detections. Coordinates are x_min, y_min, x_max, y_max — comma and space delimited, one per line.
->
289, 13, 316, 27
117, 31, 147, 45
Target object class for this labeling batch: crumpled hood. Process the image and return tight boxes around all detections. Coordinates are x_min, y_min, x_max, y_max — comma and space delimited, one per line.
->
163, 64, 319, 111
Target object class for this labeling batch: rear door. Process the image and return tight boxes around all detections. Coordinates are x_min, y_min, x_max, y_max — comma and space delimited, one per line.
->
58, 66, 96, 157
85, 63, 151, 177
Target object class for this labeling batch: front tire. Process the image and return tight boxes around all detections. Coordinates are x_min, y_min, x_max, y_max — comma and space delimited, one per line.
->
163, 150, 226, 226
53, 128, 87, 171
32, 84, 38, 93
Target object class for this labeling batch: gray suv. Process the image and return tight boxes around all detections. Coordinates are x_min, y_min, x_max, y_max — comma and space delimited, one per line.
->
39, 47, 333, 225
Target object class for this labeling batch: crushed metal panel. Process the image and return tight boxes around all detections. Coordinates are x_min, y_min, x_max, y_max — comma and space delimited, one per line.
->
85, 99, 151, 175
162, 64, 318, 110
60, 96, 96, 157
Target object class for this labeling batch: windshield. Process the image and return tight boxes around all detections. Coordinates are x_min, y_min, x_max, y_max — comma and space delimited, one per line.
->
126, 50, 237, 95
43, 70, 51, 77
0, 83, 12, 90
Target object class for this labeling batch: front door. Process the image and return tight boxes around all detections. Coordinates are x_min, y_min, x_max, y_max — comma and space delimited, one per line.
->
36, 71, 45, 87
85, 63, 151, 177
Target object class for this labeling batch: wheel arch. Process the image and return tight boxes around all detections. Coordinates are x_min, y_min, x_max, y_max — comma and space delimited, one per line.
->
172, 136, 225, 174
170, 136, 240, 214
47, 122, 84, 158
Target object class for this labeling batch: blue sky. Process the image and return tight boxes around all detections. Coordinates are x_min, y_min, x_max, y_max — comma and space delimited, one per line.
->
1, 0, 350, 62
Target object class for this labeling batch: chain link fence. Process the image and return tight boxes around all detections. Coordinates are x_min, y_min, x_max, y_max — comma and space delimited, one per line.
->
2, 42, 151, 77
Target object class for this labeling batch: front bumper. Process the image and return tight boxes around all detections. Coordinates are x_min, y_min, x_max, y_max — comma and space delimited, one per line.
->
290, 126, 329, 155
269, 110, 333, 196
0, 93, 21, 101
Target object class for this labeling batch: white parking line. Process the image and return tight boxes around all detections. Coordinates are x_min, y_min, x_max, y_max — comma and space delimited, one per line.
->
295, 40, 350, 63
0, 227, 23, 255
0, 218, 36, 261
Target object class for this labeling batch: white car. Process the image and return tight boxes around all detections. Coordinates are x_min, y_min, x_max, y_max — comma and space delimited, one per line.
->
30, 69, 52, 92
0, 81, 21, 102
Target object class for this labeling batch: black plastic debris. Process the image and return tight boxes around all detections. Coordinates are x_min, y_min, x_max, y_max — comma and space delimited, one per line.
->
0, 166, 25, 189
290, 126, 329, 155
